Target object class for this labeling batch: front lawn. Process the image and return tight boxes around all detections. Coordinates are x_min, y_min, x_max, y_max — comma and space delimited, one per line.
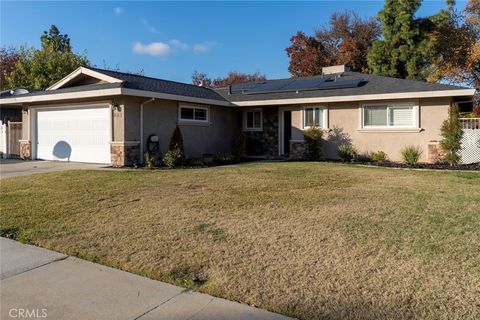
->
1, 162, 479, 319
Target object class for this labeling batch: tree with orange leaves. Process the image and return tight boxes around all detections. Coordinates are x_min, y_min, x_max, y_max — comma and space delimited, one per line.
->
427, 0, 479, 88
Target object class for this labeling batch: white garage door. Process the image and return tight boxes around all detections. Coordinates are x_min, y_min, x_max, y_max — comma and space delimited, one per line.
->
36, 106, 110, 164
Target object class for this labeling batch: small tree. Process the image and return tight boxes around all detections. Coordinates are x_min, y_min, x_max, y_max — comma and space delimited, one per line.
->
303, 127, 323, 160
169, 125, 184, 153
440, 103, 463, 165
232, 131, 246, 160
163, 125, 185, 167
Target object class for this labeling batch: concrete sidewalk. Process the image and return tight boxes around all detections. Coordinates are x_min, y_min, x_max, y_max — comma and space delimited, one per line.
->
0, 159, 109, 179
0, 238, 291, 320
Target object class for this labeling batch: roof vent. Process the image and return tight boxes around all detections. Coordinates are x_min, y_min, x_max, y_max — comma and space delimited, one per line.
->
322, 65, 350, 75
9, 88, 29, 96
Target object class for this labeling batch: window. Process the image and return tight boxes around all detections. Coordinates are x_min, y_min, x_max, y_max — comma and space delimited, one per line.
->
303, 107, 325, 128
363, 104, 415, 128
179, 105, 209, 122
245, 109, 262, 130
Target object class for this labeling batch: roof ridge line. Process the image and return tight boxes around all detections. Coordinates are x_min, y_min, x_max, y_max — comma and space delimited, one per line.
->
90, 67, 217, 92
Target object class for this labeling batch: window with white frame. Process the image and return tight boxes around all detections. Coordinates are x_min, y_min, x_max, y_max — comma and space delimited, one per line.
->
245, 109, 262, 130
303, 107, 325, 128
179, 105, 208, 122
363, 104, 415, 128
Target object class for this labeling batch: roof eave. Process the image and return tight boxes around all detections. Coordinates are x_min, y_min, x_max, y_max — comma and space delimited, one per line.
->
0, 87, 233, 107
120, 88, 233, 106
0, 88, 123, 105
231, 89, 475, 106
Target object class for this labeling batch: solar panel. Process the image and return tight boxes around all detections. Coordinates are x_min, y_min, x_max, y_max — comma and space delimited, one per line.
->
316, 79, 363, 90
230, 77, 364, 95
281, 78, 328, 91
230, 82, 260, 93
247, 79, 294, 93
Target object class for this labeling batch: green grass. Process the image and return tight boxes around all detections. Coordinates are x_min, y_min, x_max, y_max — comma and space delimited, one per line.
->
1, 162, 480, 319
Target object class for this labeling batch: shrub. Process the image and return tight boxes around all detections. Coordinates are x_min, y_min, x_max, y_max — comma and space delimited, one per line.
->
401, 145, 423, 164
169, 125, 185, 154
356, 152, 372, 162
232, 131, 246, 159
473, 106, 480, 117
337, 144, 357, 162
144, 152, 155, 169
184, 157, 204, 167
371, 151, 388, 162
303, 127, 323, 160
214, 153, 234, 164
163, 149, 184, 168
440, 104, 463, 165
0, 227, 20, 240
163, 125, 185, 167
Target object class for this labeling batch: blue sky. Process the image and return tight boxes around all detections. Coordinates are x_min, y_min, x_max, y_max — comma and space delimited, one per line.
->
0, 1, 467, 83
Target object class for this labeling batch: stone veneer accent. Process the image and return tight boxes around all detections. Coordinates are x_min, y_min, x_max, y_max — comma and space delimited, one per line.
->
290, 141, 306, 160
427, 141, 445, 163
245, 107, 278, 157
19, 140, 31, 160
111, 142, 140, 167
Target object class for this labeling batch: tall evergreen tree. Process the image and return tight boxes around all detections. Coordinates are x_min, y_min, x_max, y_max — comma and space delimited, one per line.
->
367, 0, 428, 80
7, 25, 89, 90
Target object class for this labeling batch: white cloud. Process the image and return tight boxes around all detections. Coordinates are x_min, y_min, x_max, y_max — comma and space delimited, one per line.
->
133, 40, 217, 58
193, 41, 218, 54
132, 42, 173, 57
114, 7, 124, 15
142, 19, 159, 33
170, 39, 188, 50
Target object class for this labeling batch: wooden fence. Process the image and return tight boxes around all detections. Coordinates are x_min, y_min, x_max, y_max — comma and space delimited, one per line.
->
0, 121, 22, 158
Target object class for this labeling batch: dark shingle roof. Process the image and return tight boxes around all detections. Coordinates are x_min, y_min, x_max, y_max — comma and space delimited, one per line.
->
90, 68, 228, 102
0, 68, 229, 103
215, 72, 470, 102
2, 69, 471, 104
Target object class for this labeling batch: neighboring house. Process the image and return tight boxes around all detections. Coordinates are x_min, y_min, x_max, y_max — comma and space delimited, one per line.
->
0, 89, 26, 123
0, 89, 27, 158
0, 65, 474, 165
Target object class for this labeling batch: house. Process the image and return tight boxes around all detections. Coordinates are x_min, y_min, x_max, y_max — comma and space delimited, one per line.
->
0, 65, 474, 165
0, 89, 28, 158
0, 89, 26, 124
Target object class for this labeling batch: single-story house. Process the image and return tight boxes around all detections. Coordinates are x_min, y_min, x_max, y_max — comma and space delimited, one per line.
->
0, 65, 474, 165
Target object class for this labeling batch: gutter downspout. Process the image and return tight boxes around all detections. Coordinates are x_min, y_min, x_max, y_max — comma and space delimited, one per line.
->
140, 98, 155, 164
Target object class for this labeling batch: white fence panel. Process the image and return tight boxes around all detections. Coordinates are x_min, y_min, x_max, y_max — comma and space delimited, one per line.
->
0, 121, 7, 159
460, 129, 480, 164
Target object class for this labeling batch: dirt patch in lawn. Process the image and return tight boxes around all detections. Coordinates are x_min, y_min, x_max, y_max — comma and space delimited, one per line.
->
1, 162, 480, 319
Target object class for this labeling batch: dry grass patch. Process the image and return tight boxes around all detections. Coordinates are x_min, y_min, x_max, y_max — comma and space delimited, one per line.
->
1, 162, 480, 319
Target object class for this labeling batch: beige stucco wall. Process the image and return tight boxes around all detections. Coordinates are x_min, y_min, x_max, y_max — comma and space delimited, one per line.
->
289, 97, 451, 162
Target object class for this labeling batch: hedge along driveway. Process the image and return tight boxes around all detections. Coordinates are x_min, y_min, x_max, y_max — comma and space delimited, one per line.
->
1, 162, 480, 320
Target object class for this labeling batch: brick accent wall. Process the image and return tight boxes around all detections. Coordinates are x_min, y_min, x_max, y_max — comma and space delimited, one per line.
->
290, 141, 306, 160
245, 107, 278, 157
19, 140, 31, 160
111, 143, 140, 167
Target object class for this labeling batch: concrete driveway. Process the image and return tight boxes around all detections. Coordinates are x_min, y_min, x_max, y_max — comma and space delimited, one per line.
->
0, 238, 290, 320
0, 159, 108, 179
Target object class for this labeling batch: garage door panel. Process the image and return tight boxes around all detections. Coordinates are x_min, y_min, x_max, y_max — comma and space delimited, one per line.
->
36, 107, 111, 164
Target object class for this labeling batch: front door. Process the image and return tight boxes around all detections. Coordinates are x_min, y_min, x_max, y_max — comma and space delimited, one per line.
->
283, 110, 292, 155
